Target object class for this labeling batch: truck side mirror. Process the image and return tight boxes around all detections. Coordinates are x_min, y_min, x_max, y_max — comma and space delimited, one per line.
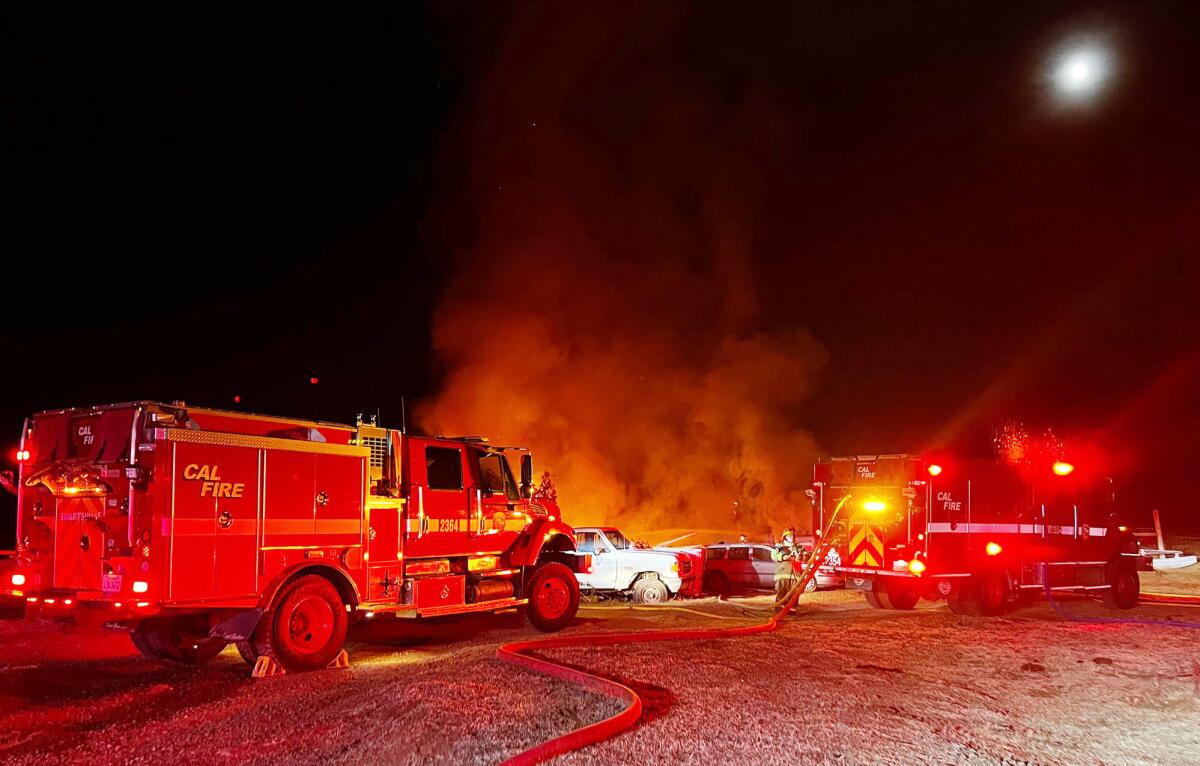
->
520, 454, 533, 499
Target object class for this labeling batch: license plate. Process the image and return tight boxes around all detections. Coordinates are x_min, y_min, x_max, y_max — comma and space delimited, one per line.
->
102, 573, 123, 593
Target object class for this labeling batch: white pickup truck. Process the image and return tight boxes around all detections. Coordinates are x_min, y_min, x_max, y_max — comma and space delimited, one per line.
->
571, 527, 698, 604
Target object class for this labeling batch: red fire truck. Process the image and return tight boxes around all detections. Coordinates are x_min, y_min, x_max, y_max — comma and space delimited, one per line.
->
5, 401, 588, 672
810, 454, 1140, 615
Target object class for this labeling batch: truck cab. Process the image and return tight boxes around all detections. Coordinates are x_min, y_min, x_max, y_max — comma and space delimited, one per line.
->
571, 526, 696, 604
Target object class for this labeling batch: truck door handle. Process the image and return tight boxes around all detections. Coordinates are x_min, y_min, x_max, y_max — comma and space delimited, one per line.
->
218, 511, 233, 529
417, 486, 425, 539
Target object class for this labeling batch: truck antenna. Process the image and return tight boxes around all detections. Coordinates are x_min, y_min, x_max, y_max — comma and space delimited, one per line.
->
400, 396, 407, 435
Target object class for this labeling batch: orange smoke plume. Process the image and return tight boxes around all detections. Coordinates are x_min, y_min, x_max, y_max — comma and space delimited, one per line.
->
418, 5, 826, 535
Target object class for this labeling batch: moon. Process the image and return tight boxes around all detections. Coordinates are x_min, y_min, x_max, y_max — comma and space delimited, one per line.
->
1050, 44, 1113, 102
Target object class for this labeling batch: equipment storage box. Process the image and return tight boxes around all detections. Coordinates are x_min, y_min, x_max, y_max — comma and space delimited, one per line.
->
408, 575, 466, 609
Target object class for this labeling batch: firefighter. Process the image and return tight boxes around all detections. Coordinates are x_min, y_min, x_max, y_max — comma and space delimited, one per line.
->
772, 527, 802, 606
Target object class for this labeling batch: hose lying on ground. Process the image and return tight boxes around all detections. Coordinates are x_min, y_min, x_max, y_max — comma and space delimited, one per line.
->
1042, 567, 1200, 630
577, 603, 758, 621
496, 500, 848, 766
1140, 590, 1200, 607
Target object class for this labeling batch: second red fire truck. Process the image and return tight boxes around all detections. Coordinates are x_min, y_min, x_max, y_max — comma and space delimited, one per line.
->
810, 454, 1140, 615
6, 401, 589, 672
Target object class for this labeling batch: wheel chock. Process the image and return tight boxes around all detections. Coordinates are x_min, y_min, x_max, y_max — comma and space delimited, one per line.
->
252, 655, 285, 678
251, 649, 351, 679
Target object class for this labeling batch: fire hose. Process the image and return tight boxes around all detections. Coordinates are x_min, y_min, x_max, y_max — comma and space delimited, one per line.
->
578, 603, 761, 620
495, 498, 849, 766
1140, 591, 1200, 607
1043, 572, 1200, 629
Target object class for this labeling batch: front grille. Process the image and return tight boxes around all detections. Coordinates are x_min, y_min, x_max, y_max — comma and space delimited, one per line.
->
362, 436, 388, 470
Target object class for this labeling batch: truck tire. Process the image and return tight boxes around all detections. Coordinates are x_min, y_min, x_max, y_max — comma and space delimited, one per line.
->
804, 577, 818, 594
703, 571, 731, 596
948, 571, 1008, 616
1102, 561, 1139, 610
252, 574, 348, 672
131, 616, 226, 665
632, 577, 670, 605
525, 562, 580, 632
883, 581, 920, 610
866, 582, 919, 610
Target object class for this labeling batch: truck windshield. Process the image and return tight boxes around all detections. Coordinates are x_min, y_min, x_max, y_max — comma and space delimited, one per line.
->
602, 529, 630, 550
478, 453, 519, 501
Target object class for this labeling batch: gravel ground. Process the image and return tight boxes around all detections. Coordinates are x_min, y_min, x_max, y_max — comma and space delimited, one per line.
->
555, 593, 1200, 766
0, 610, 624, 766
1, 567, 1198, 766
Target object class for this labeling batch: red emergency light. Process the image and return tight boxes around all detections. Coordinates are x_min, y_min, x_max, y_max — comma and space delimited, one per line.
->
1052, 461, 1075, 476
927, 464, 943, 477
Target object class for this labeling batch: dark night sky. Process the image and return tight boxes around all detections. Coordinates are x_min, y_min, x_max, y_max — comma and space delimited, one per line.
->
3, 3, 1199, 536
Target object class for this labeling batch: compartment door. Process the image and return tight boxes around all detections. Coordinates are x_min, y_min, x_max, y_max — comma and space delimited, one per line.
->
170, 442, 259, 601
314, 453, 365, 546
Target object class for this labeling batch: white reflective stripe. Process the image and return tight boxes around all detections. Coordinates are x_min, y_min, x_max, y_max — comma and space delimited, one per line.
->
927, 522, 1108, 537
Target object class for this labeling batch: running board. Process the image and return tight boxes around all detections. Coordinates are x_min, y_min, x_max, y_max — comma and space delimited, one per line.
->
414, 597, 528, 619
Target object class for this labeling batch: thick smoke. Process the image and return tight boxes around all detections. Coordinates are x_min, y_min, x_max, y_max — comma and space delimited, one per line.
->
419, 6, 826, 534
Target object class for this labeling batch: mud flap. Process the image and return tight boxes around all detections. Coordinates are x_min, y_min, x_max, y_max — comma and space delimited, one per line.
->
210, 608, 264, 642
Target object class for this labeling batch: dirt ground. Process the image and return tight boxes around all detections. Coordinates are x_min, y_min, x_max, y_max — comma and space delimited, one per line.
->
2, 541, 1199, 766
1140, 536, 1200, 596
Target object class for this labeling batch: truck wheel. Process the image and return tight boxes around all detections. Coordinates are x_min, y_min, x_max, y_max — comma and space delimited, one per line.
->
703, 571, 730, 596
948, 572, 1008, 616
865, 582, 918, 610
946, 581, 981, 615
975, 570, 1010, 615
253, 574, 348, 672
804, 577, 818, 593
883, 581, 920, 610
1102, 562, 1139, 610
131, 616, 226, 665
632, 577, 670, 605
525, 562, 580, 632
